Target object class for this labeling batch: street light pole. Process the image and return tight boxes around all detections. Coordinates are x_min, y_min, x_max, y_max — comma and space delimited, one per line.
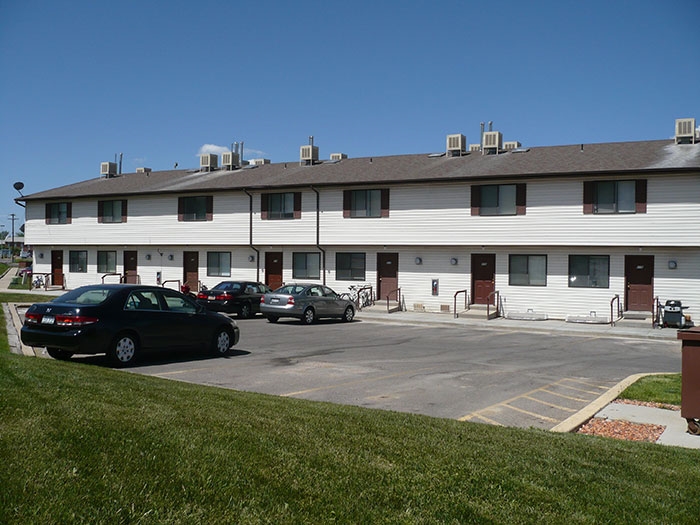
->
9, 213, 16, 260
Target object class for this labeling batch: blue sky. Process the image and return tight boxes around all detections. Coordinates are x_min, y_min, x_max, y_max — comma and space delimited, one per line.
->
1, 0, 699, 231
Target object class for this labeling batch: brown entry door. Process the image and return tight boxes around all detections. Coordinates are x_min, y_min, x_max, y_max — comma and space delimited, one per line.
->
625, 255, 654, 311
472, 253, 496, 305
51, 250, 63, 286
123, 251, 138, 284
377, 253, 399, 301
265, 252, 283, 290
183, 251, 199, 291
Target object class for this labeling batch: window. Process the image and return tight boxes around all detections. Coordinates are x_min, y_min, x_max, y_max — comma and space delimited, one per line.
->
45, 202, 72, 224
343, 189, 389, 218
207, 252, 231, 277
569, 255, 610, 288
97, 251, 117, 273
261, 192, 301, 220
583, 180, 646, 214
178, 196, 213, 221
69, 250, 88, 273
336, 253, 366, 281
125, 291, 161, 311
509, 255, 547, 286
471, 184, 526, 216
98, 200, 127, 223
293, 252, 321, 279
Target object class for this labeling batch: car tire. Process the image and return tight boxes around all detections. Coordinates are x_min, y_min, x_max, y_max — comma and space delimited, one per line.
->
266, 315, 279, 323
108, 332, 138, 367
342, 306, 355, 322
211, 328, 232, 356
238, 302, 252, 319
47, 347, 73, 361
302, 308, 316, 325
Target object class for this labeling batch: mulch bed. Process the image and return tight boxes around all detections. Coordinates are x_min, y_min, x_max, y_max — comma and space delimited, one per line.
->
576, 400, 680, 443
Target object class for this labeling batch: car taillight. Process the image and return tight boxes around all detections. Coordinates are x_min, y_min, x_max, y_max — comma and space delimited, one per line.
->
260, 296, 265, 304
55, 315, 99, 327
25, 312, 41, 324
287, 297, 295, 305
220, 292, 233, 300
196, 292, 208, 299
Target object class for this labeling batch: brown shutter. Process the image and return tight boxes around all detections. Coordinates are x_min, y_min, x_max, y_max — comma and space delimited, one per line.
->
97, 201, 104, 223
121, 200, 128, 223
516, 183, 526, 215
635, 179, 647, 213
343, 190, 351, 218
380, 188, 390, 217
261, 194, 269, 220
178, 197, 184, 221
45, 203, 50, 224
293, 192, 302, 219
471, 185, 481, 216
206, 196, 213, 221
66, 202, 72, 224
583, 181, 594, 214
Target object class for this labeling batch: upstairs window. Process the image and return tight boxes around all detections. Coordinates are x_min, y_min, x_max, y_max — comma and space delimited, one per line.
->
343, 189, 389, 218
261, 192, 301, 219
98, 200, 127, 223
178, 196, 213, 221
509, 254, 547, 286
45, 202, 72, 224
583, 180, 646, 214
471, 184, 526, 216
569, 255, 610, 288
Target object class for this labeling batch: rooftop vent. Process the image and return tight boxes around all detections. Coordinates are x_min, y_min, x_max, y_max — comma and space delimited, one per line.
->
250, 158, 270, 165
222, 151, 240, 169
101, 162, 117, 177
503, 141, 521, 151
446, 134, 467, 157
300, 144, 319, 165
200, 153, 218, 171
136, 167, 151, 173
676, 118, 697, 144
469, 144, 481, 152
482, 131, 503, 154
330, 153, 347, 161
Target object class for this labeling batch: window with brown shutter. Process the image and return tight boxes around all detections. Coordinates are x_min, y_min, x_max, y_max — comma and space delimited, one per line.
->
584, 179, 646, 214
344, 189, 388, 218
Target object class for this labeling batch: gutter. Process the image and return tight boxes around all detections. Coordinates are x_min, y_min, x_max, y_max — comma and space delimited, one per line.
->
243, 189, 260, 282
310, 186, 326, 285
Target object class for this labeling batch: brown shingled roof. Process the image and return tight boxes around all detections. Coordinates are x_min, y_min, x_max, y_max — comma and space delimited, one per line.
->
20, 139, 700, 202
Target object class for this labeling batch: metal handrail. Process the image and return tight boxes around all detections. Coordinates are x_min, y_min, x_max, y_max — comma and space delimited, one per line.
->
385, 288, 402, 313
652, 296, 662, 328
453, 289, 470, 318
161, 279, 182, 291
610, 294, 623, 326
101, 272, 122, 284
486, 290, 500, 319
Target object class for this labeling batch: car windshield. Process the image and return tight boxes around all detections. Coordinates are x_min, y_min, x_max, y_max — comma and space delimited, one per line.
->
54, 287, 117, 305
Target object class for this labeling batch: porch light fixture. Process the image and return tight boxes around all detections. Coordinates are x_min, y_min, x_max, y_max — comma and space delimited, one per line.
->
450, 257, 458, 265
668, 260, 678, 270
145, 254, 151, 260
414, 257, 422, 265
168, 254, 174, 261
38, 253, 44, 259
248, 255, 255, 262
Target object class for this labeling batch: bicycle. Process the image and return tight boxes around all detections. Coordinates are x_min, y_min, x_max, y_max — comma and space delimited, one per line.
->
32, 275, 45, 289
346, 284, 374, 309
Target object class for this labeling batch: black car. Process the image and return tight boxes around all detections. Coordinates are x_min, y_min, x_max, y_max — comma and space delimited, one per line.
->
196, 281, 271, 318
21, 284, 240, 367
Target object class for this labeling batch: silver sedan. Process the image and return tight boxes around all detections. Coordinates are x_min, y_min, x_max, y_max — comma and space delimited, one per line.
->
260, 283, 356, 324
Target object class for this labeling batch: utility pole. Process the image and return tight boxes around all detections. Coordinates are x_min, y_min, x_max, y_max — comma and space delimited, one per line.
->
9, 213, 16, 260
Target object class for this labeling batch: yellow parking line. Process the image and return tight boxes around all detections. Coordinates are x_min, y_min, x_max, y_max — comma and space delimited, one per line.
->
463, 413, 504, 426
503, 403, 558, 423
540, 388, 589, 403
282, 367, 435, 397
522, 395, 577, 413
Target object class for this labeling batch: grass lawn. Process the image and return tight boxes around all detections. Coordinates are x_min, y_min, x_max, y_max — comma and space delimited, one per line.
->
1, 296, 697, 523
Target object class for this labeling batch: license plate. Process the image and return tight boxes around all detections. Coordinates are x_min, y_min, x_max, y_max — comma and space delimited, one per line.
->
270, 298, 280, 304
41, 315, 55, 325
208, 296, 216, 301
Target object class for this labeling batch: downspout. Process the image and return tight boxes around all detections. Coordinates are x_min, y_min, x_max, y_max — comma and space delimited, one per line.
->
311, 186, 326, 285
243, 189, 260, 282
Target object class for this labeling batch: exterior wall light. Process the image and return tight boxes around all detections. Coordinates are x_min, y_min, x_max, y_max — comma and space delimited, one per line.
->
145, 254, 152, 260
38, 252, 44, 259
248, 255, 255, 262
168, 254, 174, 261
668, 260, 678, 270
415, 257, 422, 265
450, 257, 458, 265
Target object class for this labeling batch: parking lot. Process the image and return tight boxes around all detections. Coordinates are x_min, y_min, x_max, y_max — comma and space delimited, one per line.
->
114, 314, 681, 430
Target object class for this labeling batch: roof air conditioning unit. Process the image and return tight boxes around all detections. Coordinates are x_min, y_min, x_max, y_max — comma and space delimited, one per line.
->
221, 151, 240, 169
503, 141, 521, 151
482, 131, 503, 153
469, 144, 481, 152
330, 153, 347, 161
136, 167, 151, 173
300, 145, 319, 165
675, 118, 697, 144
446, 134, 467, 156
250, 158, 270, 165
200, 153, 218, 171
101, 162, 117, 177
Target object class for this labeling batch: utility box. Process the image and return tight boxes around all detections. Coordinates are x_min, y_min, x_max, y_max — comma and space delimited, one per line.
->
677, 327, 700, 435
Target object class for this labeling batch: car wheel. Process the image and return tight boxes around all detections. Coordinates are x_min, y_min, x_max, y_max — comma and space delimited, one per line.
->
302, 307, 316, 325
266, 315, 279, 323
342, 306, 355, 322
212, 328, 232, 356
47, 348, 73, 361
108, 332, 138, 367
238, 302, 252, 319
